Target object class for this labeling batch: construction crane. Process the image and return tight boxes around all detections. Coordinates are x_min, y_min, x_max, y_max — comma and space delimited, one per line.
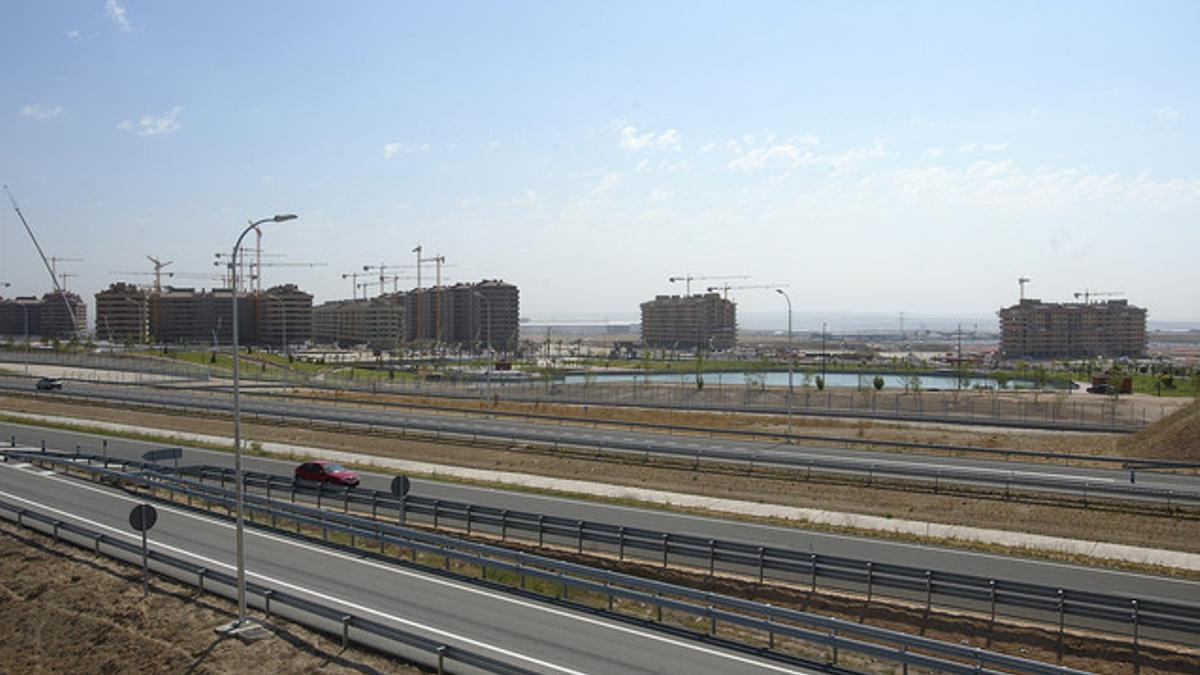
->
363, 263, 419, 297
146, 255, 174, 293
342, 272, 363, 300
57, 272, 79, 291
1018, 276, 1031, 301
49, 256, 84, 279
5, 186, 82, 338
669, 274, 749, 296
1073, 289, 1124, 304
706, 283, 789, 300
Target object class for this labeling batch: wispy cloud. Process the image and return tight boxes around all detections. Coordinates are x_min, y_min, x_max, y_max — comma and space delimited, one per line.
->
619, 125, 681, 151
106, 0, 132, 31
117, 106, 182, 136
924, 147, 945, 158
66, 29, 80, 39
957, 141, 1010, 153
20, 104, 63, 120
1151, 106, 1182, 130
726, 135, 821, 170
382, 140, 431, 159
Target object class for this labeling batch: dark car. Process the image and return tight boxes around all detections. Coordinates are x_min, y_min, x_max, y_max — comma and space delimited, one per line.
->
35, 377, 64, 391
294, 460, 360, 487
1086, 384, 1112, 395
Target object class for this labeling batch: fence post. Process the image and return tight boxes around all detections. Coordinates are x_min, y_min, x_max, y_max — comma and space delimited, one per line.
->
465, 505, 473, 535
618, 526, 625, 561
708, 540, 716, 576
577, 521, 584, 554
1056, 588, 1065, 661
433, 500, 440, 530
758, 547, 765, 584
538, 515, 545, 546
925, 570, 933, 613
501, 510, 509, 541
811, 553, 819, 594
662, 533, 670, 568
866, 561, 873, 604
989, 580, 997, 627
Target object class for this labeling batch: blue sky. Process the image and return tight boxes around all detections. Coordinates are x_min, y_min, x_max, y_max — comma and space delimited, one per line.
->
3, 1, 1198, 328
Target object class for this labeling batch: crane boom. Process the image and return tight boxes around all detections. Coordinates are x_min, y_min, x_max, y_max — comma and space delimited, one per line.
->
668, 274, 750, 295
706, 283, 789, 300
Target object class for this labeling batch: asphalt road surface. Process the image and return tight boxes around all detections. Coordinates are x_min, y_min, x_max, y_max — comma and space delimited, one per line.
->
0, 454, 817, 675
3, 379, 1197, 501
3, 421, 1195, 608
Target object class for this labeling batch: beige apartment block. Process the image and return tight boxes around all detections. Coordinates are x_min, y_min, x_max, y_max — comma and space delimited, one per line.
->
640, 293, 737, 350
999, 298, 1147, 359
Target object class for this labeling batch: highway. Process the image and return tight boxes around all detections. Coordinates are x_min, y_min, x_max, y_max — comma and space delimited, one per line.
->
0, 452, 816, 675
4, 421, 1196, 607
3, 379, 1198, 500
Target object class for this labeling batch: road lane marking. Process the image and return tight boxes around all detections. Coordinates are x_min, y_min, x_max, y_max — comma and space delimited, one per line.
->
0, 469, 811, 675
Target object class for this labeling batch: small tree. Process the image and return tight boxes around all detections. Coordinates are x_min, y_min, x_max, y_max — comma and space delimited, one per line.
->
995, 372, 1010, 390
873, 375, 885, 391
815, 375, 825, 391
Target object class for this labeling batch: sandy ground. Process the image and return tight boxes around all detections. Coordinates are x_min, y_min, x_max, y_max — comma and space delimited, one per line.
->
3, 395, 1196, 558
0, 520, 422, 675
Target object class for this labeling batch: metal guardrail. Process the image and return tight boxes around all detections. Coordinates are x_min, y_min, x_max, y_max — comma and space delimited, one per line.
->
0, 497, 538, 675
167, 461, 1200, 648
6, 384, 1197, 508
9, 450, 1094, 675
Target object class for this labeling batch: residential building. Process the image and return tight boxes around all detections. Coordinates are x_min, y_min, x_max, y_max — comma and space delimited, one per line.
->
313, 294, 406, 350
998, 298, 1147, 359
257, 284, 313, 348
95, 283, 150, 343
640, 293, 737, 350
38, 292, 87, 339
0, 296, 41, 339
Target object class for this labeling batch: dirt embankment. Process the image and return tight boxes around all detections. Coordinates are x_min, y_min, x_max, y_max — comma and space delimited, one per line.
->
0, 520, 421, 675
1124, 400, 1200, 460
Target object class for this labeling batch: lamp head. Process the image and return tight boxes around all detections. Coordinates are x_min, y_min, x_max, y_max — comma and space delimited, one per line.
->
272, 214, 298, 223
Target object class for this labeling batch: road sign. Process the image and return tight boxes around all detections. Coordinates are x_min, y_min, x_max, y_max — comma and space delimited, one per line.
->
129, 504, 158, 531
390, 475, 411, 497
129, 503, 158, 597
143, 447, 183, 463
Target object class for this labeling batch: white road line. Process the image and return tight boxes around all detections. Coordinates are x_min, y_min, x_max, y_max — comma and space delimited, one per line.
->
0, 467, 810, 675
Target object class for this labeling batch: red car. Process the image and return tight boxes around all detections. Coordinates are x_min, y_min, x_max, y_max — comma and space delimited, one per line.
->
294, 461, 360, 488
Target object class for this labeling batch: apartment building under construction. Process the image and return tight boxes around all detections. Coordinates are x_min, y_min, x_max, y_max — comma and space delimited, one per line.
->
998, 298, 1147, 359
0, 292, 86, 340
640, 293, 737, 350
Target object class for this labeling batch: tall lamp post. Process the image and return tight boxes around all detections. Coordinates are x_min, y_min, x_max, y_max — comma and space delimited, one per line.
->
228, 213, 296, 630
776, 289, 794, 438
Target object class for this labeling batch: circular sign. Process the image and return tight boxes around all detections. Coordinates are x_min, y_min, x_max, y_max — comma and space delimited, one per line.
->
390, 475, 411, 498
129, 504, 158, 532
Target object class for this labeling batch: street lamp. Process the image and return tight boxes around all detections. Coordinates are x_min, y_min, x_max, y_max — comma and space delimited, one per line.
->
228, 213, 296, 631
776, 289, 793, 439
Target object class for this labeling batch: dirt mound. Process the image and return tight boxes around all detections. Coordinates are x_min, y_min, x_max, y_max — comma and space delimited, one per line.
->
1124, 400, 1200, 460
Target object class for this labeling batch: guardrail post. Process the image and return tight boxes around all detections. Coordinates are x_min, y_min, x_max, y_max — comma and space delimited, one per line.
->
1056, 588, 1065, 661
399, 496, 407, 526
606, 581, 613, 611
341, 615, 351, 649
766, 604, 775, 649
371, 493, 378, 519
829, 628, 838, 665
465, 505, 473, 535
8, 436, 13, 448
537, 515, 545, 546
618, 526, 626, 561
343, 491, 350, 515
198, 567, 206, 592
52, 519, 61, 542
757, 547, 765, 584
708, 605, 716, 635
662, 533, 670, 568
41, 440, 45, 453
500, 510, 509, 541
577, 521, 584, 554
263, 589, 274, 617
656, 592, 663, 622
866, 561, 873, 604
708, 540, 716, 576
436, 645, 447, 674
1131, 599, 1140, 671
433, 500, 440, 530
989, 580, 997, 628
925, 570, 933, 613
811, 553, 819, 594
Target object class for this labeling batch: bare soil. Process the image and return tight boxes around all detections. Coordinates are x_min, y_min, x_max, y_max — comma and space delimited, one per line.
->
1125, 400, 1200, 460
4, 395, 1197, 558
0, 520, 422, 675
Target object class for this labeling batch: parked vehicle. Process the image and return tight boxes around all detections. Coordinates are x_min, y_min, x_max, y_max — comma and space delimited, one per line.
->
294, 460, 360, 487
1086, 384, 1112, 395
35, 377, 64, 391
